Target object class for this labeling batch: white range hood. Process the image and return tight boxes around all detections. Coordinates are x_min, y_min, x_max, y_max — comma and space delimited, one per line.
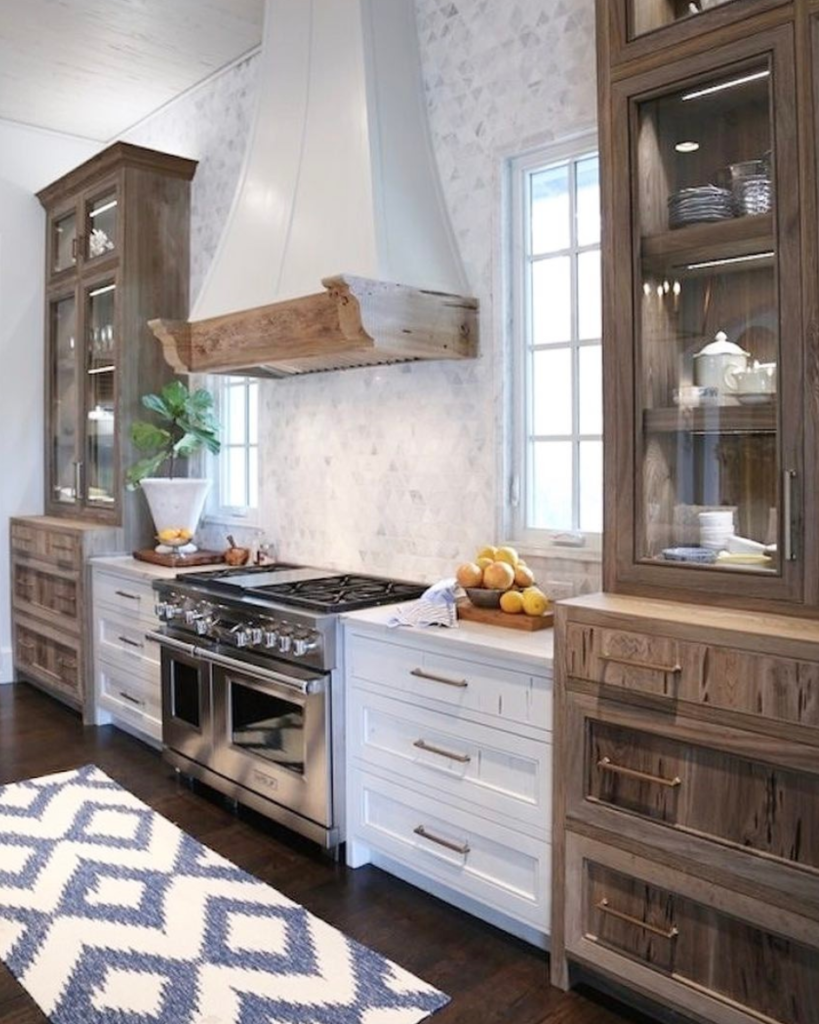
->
150, 0, 478, 377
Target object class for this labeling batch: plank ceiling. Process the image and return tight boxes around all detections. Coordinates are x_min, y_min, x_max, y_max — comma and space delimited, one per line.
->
0, 0, 266, 141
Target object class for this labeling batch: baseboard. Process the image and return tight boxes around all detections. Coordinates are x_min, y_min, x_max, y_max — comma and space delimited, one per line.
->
0, 647, 13, 684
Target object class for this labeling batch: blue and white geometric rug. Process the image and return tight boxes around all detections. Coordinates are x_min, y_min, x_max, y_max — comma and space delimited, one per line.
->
0, 765, 449, 1024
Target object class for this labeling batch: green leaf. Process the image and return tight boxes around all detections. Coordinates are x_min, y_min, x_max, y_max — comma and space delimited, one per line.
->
161, 380, 190, 416
141, 393, 172, 420
124, 452, 168, 490
130, 421, 171, 452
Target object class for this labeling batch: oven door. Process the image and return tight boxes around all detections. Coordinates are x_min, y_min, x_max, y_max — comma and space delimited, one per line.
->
204, 649, 332, 829
152, 633, 213, 765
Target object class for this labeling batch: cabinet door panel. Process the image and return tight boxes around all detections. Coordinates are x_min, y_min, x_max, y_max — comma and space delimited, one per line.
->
48, 291, 81, 508
82, 273, 118, 513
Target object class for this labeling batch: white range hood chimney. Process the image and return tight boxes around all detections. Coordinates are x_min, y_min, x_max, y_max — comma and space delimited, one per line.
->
151, 0, 478, 377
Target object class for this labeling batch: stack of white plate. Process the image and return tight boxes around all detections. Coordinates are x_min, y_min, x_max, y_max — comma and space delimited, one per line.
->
668, 186, 734, 228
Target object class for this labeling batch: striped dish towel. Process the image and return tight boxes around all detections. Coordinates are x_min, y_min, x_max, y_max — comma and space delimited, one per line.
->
387, 578, 459, 628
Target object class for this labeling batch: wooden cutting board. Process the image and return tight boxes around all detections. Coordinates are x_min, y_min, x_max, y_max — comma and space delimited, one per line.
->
133, 548, 226, 567
457, 600, 554, 631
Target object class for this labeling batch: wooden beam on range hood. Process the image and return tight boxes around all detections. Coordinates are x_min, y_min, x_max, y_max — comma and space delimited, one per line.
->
148, 274, 479, 377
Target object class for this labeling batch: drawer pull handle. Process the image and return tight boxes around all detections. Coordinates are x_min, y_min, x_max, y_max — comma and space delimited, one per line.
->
599, 654, 681, 675
410, 668, 469, 689
413, 739, 471, 764
114, 590, 140, 601
119, 691, 144, 707
597, 898, 679, 940
413, 825, 470, 856
117, 635, 143, 649
598, 756, 682, 788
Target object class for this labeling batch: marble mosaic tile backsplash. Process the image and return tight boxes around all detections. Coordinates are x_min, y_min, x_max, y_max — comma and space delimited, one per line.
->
124, 0, 601, 595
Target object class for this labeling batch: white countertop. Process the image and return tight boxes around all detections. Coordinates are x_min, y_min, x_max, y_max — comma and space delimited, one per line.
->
89, 554, 222, 581
342, 604, 553, 672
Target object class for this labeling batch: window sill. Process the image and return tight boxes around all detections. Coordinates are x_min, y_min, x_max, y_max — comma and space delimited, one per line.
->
202, 511, 262, 530
513, 542, 602, 564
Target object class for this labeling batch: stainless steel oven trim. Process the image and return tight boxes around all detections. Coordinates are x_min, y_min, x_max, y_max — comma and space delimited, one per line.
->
197, 647, 324, 696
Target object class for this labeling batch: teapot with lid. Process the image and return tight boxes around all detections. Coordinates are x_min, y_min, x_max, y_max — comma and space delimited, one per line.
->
693, 331, 749, 394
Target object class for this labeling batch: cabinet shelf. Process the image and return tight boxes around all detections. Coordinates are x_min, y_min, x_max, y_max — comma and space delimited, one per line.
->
644, 405, 776, 434
641, 214, 774, 274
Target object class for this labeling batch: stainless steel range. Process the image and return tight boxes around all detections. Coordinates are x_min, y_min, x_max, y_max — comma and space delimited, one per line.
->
148, 565, 425, 848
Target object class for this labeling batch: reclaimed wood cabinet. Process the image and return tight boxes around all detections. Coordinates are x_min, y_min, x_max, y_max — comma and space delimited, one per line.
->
598, 0, 819, 615
10, 517, 120, 712
38, 141, 196, 539
10, 144, 196, 711
552, 594, 819, 1024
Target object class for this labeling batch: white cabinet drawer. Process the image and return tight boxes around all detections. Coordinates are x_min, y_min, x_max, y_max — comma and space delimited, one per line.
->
349, 767, 550, 929
347, 634, 552, 732
94, 572, 155, 623
96, 613, 160, 669
349, 688, 551, 834
97, 657, 161, 739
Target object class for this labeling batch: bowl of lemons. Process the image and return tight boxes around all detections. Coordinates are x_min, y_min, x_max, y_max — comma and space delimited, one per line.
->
455, 545, 550, 617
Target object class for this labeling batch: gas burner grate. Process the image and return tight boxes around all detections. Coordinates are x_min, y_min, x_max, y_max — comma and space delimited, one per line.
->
252, 574, 427, 612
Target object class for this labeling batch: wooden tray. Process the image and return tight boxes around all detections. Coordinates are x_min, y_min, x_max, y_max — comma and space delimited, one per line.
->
457, 600, 554, 631
133, 548, 226, 568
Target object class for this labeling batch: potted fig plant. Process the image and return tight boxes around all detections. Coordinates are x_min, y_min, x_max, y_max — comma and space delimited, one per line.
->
125, 380, 221, 553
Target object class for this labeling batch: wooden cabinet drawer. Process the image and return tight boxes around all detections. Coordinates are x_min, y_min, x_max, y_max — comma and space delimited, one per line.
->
12, 560, 81, 631
347, 634, 552, 732
14, 617, 82, 703
96, 613, 160, 669
565, 623, 819, 737
97, 657, 161, 738
10, 520, 82, 571
93, 572, 155, 623
568, 693, 819, 876
349, 687, 551, 834
349, 767, 550, 929
566, 834, 819, 1024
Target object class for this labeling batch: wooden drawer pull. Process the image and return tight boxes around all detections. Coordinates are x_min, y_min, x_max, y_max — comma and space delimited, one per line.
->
599, 654, 681, 675
597, 898, 679, 940
118, 635, 143, 649
413, 825, 470, 855
115, 590, 140, 601
410, 668, 469, 689
413, 739, 471, 764
598, 756, 682, 788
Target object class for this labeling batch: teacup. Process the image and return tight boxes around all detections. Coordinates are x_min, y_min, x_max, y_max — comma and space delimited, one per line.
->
735, 362, 776, 395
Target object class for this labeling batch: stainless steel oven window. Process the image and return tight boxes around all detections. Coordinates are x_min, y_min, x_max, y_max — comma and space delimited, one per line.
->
228, 677, 307, 774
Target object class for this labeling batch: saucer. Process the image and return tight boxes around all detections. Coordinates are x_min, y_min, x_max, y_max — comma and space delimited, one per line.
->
735, 392, 775, 405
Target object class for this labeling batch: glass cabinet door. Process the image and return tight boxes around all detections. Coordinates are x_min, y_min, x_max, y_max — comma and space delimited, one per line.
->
633, 48, 798, 580
83, 188, 118, 263
629, 0, 742, 38
50, 210, 78, 276
84, 279, 117, 508
49, 294, 80, 505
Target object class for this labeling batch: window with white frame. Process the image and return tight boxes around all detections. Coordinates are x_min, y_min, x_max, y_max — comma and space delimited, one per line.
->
214, 375, 258, 516
508, 133, 602, 548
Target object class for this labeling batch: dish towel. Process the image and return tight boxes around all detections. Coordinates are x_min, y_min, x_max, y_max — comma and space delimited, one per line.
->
387, 578, 459, 628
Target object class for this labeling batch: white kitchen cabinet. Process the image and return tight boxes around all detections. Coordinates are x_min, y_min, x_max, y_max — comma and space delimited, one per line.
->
343, 609, 554, 948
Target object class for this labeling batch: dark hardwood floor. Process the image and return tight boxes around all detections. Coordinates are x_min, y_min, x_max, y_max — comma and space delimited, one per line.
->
0, 682, 656, 1024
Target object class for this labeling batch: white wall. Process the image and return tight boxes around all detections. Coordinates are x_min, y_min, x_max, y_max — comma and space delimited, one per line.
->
0, 121, 99, 681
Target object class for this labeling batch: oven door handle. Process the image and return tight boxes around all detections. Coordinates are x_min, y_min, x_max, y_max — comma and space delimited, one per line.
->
196, 647, 325, 696
145, 630, 198, 658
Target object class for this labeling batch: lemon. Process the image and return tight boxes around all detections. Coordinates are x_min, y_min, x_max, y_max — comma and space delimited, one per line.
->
495, 546, 519, 567
476, 556, 493, 571
500, 590, 524, 614
476, 545, 498, 561
522, 587, 550, 616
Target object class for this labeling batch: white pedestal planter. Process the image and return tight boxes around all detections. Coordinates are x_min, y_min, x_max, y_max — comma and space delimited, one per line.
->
140, 478, 211, 552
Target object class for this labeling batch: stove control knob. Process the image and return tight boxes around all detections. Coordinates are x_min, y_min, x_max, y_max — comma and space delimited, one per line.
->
262, 630, 279, 649
195, 617, 213, 636
293, 634, 319, 657
185, 609, 204, 625
233, 628, 252, 648
249, 627, 263, 646
277, 630, 293, 654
